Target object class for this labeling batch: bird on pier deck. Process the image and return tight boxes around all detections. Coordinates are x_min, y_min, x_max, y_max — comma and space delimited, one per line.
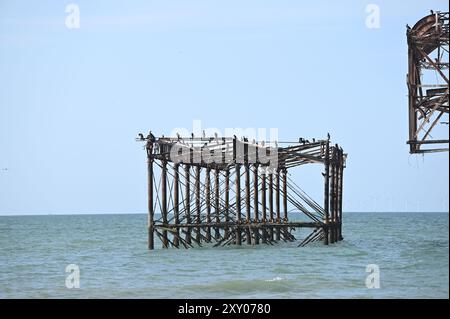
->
299, 137, 305, 144
176, 132, 181, 141
147, 131, 156, 142
327, 133, 330, 140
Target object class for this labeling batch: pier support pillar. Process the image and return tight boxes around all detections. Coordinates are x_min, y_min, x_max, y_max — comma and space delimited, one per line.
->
338, 148, 344, 241
253, 164, 260, 244
225, 169, 230, 239
195, 166, 201, 243
323, 141, 330, 245
245, 164, 252, 245
214, 169, 221, 240
268, 172, 274, 241
282, 168, 288, 241
173, 164, 180, 248
261, 168, 267, 243
184, 165, 192, 245
161, 160, 169, 248
330, 149, 336, 244
205, 167, 212, 242
235, 164, 242, 245
275, 169, 281, 241
147, 158, 154, 250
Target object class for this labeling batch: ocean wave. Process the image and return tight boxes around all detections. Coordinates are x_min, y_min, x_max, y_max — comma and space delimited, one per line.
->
265, 277, 284, 282
179, 277, 296, 295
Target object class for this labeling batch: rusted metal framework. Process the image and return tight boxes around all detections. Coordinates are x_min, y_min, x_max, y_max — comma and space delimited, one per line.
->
407, 11, 449, 154
137, 133, 346, 249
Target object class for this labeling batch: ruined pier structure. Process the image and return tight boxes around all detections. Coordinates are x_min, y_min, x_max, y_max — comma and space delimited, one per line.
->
138, 134, 346, 249
407, 11, 449, 154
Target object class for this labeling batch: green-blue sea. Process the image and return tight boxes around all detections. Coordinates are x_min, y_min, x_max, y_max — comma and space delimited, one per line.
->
0, 212, 448, 299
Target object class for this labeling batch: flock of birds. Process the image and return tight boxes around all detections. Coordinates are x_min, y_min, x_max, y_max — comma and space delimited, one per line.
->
137, 131, 330, 147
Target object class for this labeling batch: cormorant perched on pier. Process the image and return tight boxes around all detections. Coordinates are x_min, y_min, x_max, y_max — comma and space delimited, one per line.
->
299, 137, 304, 144
147, 131, 156, 142
145, 131, 156, 156
327, 132, 330, 140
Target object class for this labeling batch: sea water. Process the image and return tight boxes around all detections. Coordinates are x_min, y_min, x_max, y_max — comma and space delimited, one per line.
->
0, 212, 448, 299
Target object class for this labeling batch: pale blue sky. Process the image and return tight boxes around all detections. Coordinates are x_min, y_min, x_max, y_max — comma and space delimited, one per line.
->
0, 0, 448, 215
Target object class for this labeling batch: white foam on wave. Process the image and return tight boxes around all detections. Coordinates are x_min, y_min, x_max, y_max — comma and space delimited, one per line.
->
265, 277, 284, 282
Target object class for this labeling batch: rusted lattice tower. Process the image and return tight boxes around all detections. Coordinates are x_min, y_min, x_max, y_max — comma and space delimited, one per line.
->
137, 133, 346, 249
406, 11, 449, 154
